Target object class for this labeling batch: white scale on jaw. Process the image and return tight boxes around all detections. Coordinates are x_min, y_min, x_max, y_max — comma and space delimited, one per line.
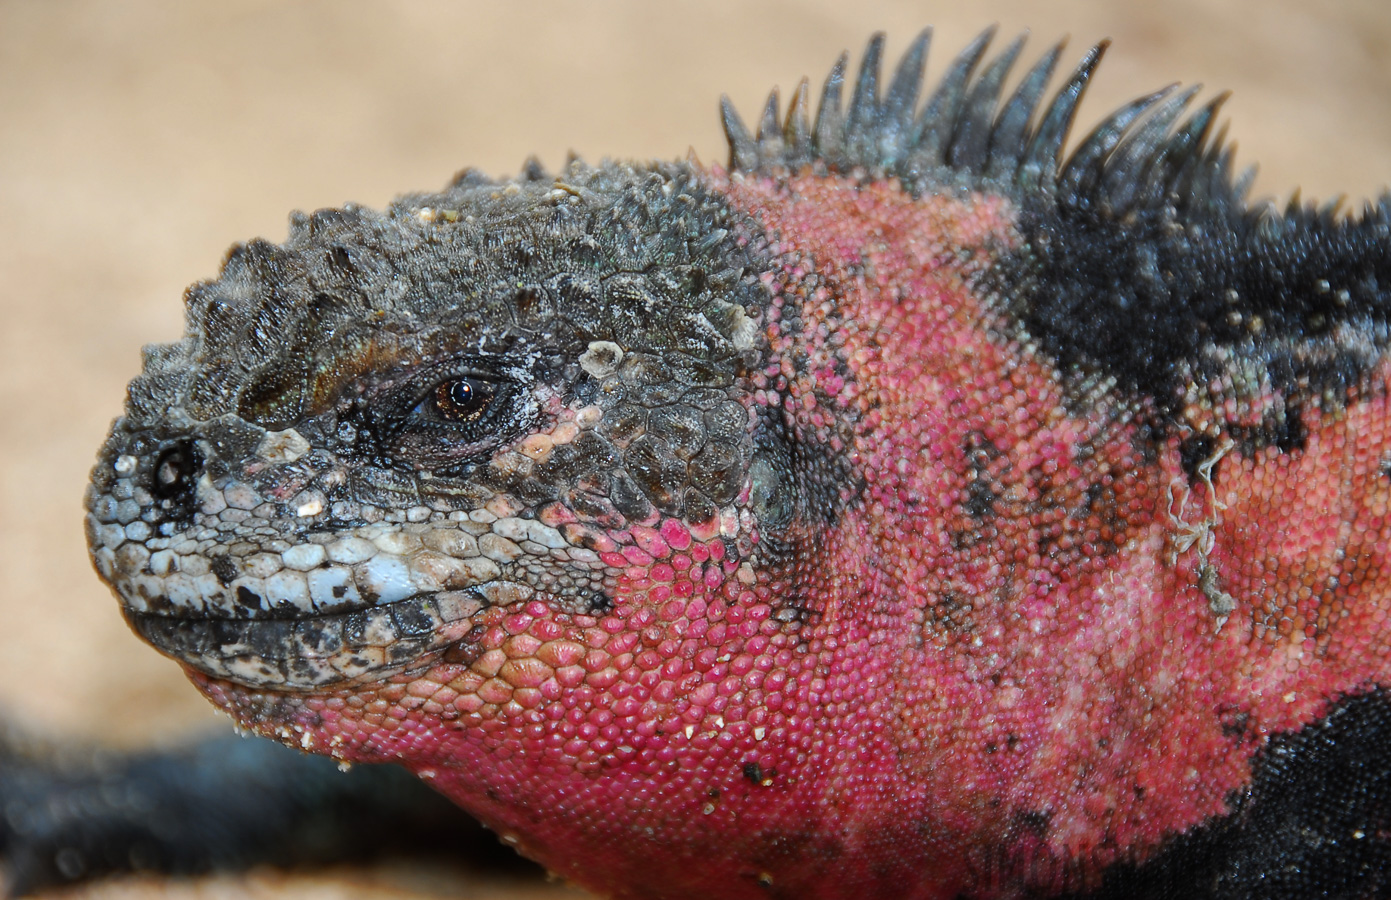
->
90, 444, 604, 623
89, 437, 620, 687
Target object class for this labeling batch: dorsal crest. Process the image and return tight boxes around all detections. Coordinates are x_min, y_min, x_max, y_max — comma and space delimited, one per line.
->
720, 28, 1248, 218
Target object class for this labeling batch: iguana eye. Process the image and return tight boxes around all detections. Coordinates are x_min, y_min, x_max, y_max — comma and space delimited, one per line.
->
368, 359, 539, 473
406, 370, 508, 429
430, 376, 495, 423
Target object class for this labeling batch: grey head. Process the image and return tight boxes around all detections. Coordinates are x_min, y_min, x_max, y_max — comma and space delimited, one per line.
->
86, 159, 770, 689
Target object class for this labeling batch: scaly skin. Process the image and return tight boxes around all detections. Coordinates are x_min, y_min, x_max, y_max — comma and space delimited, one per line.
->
87, 30, 1391, 898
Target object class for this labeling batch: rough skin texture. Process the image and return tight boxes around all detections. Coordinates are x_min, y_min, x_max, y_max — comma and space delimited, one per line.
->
87, 29, 1391, 899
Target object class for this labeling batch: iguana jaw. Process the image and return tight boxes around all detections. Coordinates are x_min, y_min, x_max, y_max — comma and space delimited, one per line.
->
122, 589, 483, 689
85, 401, 631, 690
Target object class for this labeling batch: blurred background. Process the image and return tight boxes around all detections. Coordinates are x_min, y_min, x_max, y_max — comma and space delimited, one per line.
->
2, 1, 1389, 896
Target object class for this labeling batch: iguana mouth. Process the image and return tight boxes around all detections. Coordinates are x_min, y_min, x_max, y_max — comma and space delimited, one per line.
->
87, 425, 617, 691
124, 586, 496, 689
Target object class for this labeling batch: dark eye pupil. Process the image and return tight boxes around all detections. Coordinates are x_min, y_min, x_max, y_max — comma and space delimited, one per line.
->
433, 378, 489, 421
448, 380, 475, 407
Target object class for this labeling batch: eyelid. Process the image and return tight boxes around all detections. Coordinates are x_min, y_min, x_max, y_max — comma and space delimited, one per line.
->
358, 354, 539, 475
408, 366, 509, 410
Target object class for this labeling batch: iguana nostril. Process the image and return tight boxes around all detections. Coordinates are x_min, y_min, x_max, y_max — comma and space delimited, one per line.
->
150, 440, 201, 500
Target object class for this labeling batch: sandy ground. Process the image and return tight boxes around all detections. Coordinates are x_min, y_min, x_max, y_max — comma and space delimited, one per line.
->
2, 1, 1389, 896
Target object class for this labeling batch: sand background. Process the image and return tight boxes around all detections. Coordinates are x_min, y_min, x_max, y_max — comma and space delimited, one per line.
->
2, 1, 1389, 896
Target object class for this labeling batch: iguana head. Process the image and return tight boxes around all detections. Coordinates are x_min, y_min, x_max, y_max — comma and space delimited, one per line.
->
88, 162, 780, 691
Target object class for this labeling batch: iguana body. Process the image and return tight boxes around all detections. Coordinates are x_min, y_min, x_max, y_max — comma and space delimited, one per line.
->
86, 30, 1391, 898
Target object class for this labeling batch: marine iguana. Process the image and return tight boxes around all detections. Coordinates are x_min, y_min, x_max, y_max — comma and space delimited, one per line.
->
69, 27, 1391, 898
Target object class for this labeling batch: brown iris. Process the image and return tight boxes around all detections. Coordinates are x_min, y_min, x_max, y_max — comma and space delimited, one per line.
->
432, 377, 493, 423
